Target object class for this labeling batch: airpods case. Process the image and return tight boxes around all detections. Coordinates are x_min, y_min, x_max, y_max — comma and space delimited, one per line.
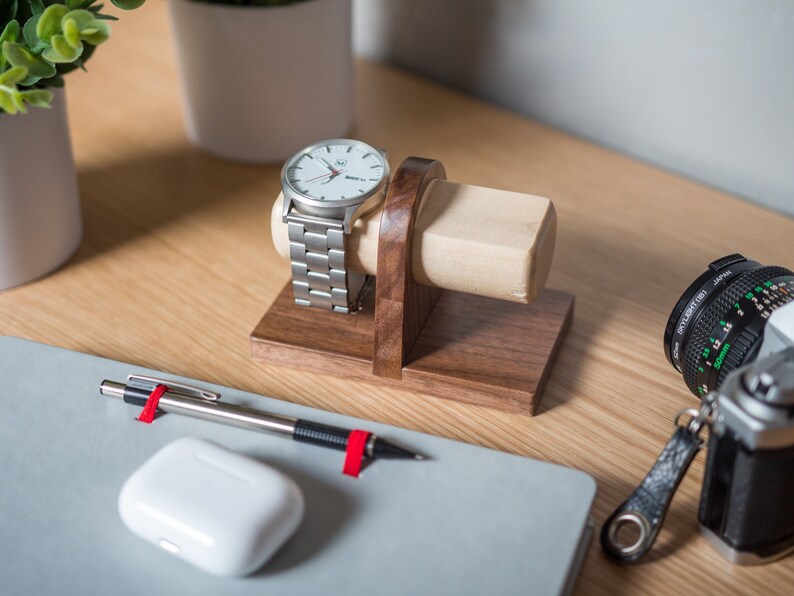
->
118, 437, 304, 576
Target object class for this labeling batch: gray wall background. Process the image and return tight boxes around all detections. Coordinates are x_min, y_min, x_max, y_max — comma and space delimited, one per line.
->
353, 0, 794, 216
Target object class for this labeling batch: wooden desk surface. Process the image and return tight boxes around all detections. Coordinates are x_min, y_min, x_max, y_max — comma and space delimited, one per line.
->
2, 4, 792, 594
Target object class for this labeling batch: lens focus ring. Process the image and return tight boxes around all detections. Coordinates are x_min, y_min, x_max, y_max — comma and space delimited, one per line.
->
666, 257, 793, 397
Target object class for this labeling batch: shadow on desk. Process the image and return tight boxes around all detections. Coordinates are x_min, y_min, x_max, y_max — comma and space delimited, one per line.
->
254, 463, 359, 576
536, 215, 716, 414
71, 143, 280, 265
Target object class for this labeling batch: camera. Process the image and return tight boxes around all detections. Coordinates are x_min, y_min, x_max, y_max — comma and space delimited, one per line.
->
603, 255, 794, 565
669, 255, 794, 564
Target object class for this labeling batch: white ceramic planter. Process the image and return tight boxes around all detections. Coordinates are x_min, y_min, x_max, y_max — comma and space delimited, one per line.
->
169, 0, 354, 163
0, 88, 82, 292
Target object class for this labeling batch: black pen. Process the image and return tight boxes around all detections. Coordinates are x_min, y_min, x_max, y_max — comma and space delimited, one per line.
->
99, 375, 422, 460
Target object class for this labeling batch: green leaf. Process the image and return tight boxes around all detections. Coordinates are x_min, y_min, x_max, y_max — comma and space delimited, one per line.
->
63, 9, 95, 28
0, 20, 19, 45
22, 12, 39, 46
42, 34, 83, 63
110, 0, 145, 10
0, 20, 19, 68
3, 40, 56, 77
60, 9, 95, 47
54, 40, 93, 74
80, 20, 108, 45
55, 10, 110, 47
36, 4, 69, 43
27, 40, 47, 53
19, 72, 41, 85
0, 63, 26, 84
29, 0, 45, 16
0, 82, 26, 113
0, 87, 20, 114
20, 87, 51, 107
63, 14, 81, 47
12, 89, 25, 112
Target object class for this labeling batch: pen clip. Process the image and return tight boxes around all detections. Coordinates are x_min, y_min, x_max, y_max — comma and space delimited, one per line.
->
127, 374, 221, 401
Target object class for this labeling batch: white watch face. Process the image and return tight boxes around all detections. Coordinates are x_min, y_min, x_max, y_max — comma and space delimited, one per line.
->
284, 140, 386, 202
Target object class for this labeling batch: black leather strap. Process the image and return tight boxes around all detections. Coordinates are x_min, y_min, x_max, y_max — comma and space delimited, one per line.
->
601, 426, 704, 563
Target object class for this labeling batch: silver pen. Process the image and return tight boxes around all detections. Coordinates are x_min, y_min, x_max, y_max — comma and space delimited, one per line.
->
100, 375, 421, 460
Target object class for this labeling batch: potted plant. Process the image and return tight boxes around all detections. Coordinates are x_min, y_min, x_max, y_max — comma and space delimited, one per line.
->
0, 0, 143, 291
168, 0, 353, 163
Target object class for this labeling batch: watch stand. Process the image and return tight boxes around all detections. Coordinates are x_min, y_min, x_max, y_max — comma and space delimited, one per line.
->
251, 157, 574, 414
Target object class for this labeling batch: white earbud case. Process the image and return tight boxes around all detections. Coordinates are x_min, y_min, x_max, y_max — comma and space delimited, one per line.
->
118, 437, 304, 576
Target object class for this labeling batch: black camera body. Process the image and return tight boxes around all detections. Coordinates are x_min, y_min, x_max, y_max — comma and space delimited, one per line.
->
699, 341, 794, 564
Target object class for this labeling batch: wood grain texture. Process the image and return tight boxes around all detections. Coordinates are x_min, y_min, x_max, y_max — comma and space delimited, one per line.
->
270, 179, 557, 303
372, 157, 445, 379
251, 282, 572, 412
1, 4, 792, 593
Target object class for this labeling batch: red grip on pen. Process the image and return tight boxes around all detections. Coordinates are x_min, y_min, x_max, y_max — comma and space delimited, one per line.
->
137, 384, 168, 424
343, 430, 372, 478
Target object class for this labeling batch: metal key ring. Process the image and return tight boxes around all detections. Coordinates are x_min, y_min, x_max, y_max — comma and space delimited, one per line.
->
604, 511, 651, 558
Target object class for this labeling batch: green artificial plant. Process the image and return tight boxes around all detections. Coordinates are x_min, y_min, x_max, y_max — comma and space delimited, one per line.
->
0, 0, 144, 115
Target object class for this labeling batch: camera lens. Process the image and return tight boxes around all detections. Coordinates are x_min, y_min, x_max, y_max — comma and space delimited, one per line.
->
664, 254, 794, 397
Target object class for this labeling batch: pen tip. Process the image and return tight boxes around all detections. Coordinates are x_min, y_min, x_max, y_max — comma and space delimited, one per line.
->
414, 454, 425, 460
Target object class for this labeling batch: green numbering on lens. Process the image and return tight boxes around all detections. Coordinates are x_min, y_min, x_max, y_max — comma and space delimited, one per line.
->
713, 343, 731, 370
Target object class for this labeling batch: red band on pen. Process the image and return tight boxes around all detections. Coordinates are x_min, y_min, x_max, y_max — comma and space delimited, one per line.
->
343, 430, 372, 478
137, 384, 168, 424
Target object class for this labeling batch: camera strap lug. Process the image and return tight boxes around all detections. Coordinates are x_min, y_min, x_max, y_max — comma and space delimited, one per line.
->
600, 396, 716, 563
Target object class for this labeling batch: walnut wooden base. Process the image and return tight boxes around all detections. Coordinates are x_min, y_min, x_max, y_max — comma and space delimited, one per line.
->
251, 283, 574, 414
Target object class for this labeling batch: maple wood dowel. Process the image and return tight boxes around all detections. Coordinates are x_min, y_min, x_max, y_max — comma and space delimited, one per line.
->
270, 180, 556, 304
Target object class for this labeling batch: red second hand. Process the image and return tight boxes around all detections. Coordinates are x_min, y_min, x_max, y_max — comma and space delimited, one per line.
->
304, 169, 343, 183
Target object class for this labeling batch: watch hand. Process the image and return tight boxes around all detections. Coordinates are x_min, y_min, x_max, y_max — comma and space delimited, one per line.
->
304, 169, 341, 183
317, 157, 336, 172
320, 170, 344, 185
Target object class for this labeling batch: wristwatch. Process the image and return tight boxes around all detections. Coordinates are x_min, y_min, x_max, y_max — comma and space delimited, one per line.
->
281, 139, 390, 314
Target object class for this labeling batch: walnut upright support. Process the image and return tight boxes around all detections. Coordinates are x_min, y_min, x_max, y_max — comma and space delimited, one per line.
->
373, 158, 445, 380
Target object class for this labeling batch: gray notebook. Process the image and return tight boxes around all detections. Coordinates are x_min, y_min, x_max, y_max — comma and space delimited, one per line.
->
0, 337, 595, 596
